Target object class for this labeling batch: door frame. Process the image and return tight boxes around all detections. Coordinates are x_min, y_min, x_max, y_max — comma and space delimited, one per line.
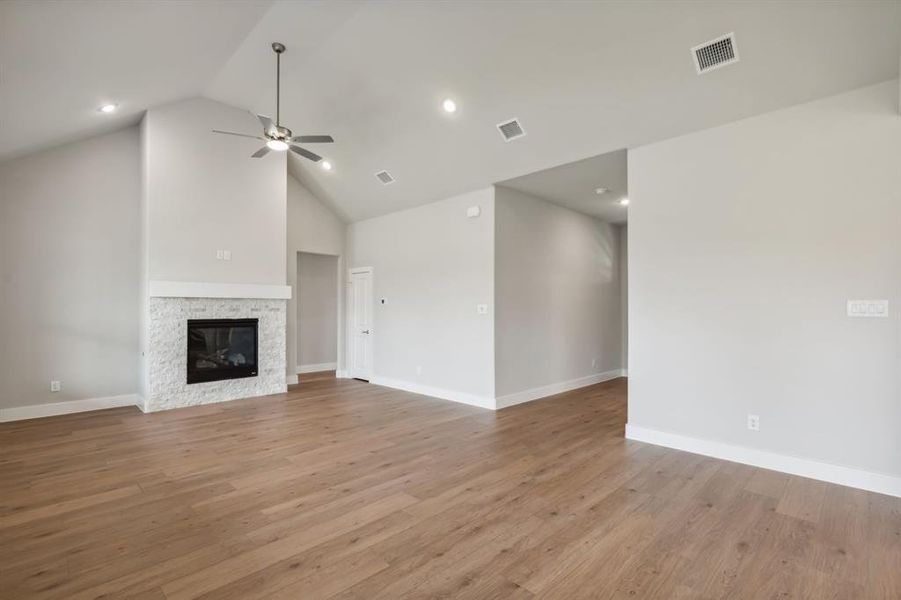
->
346, 266, 374, 381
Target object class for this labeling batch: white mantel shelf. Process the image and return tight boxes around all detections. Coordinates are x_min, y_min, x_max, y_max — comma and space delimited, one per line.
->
149, 281, 292, 300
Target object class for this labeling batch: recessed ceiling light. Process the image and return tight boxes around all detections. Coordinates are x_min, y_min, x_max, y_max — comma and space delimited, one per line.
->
266, 139, 289, 152
595, 187, 609, 195
620, 198, 630, 206
321, 160, 333, 171
98, 103, 118, 113
442, 99, 457, 113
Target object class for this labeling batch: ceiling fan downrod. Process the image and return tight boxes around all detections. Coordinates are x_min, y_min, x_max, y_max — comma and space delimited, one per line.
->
272, 42, 285, 127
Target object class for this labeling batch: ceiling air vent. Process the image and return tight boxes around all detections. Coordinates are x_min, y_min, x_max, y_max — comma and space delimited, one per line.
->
497, 118, 526, 142
375, 170, 395, 185
691, 32, 739, 74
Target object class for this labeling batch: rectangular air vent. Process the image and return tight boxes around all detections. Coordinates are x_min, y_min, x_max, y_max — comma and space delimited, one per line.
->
375, 170, 395, 185
497, 118, 526, 142
692, 32, 739, 74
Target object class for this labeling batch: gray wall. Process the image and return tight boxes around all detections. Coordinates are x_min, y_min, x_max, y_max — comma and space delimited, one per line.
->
347, 187, 495, 400
297, 252, 338, 368
0, 128, 140, 409
494, 186, 624, 398
142, 97, 287, 285
629, 80, 901, 478
286, 175, 345, 378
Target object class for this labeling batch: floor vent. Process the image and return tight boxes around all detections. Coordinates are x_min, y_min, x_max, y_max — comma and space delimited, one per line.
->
692, 33, 739, 74
497, 118, 526, 142
375, 170, 395, 185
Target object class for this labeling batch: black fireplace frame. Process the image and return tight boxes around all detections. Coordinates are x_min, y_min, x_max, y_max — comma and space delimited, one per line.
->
186, 318, 259, 384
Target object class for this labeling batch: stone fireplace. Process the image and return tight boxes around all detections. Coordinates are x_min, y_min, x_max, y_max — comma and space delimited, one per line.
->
142, 283, 289, 413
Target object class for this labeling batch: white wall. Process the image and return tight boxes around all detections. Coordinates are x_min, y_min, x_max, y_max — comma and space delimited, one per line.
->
286, 175, 345, 378
347, 188, 495, 403
0, 128, 140, 409
297, 252, 339, 368
494, 186, 624, 401
629, 80, 901, 482
619, 224, 628, 370
142, 97, 287, 285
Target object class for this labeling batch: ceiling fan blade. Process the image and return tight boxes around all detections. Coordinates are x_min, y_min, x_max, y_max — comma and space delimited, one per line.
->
289, 145, 322, 162
251, 146, 270, 158
291, 135, 334, 144
212, 129, 263, 140
257, 114, 275, 134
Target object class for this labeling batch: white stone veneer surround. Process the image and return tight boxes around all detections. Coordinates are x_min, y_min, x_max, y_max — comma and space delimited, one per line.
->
145, 297, 287, 412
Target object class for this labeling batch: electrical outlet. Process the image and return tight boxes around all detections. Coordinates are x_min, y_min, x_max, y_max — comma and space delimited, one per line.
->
50, 380, 61, 392
476, 304, 488, 315
592, 358, 598, 368
416, 365, 422, 376
747, 414, 760, 431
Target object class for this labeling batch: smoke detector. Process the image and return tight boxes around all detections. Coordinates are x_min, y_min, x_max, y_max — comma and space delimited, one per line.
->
691, 33, 739, 74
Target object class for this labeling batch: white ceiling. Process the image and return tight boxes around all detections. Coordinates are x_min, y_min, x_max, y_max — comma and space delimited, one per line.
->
3, 1, 900, 222
0, 0, 271, 161
499, 149, 628, 224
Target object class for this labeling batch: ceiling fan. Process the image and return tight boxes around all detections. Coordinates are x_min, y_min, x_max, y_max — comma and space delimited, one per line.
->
212, 42, 333, 161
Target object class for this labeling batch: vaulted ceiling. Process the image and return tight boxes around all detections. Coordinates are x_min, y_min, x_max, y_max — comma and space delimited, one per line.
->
2, 1, 899, 221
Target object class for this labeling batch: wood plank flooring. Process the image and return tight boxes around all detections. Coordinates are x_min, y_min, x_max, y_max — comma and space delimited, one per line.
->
1, 377, 899, 599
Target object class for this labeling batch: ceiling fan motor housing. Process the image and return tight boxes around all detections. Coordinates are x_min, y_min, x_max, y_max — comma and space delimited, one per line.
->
271, 125, 292, 140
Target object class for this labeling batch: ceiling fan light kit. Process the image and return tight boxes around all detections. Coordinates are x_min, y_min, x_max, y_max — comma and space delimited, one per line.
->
212, 42, 334, 161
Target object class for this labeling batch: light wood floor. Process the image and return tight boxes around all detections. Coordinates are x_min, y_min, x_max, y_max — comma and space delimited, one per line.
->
2, 377, 899, 599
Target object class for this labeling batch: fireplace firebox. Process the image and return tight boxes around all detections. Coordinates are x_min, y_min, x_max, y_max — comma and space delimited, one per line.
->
186, 318, 258, 384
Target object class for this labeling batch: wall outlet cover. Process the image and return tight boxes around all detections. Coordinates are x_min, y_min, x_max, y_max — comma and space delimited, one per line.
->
747, 414, 760, 431
466, 205, 481, 218
50, 380, 61, 392
476, 304, 488, 314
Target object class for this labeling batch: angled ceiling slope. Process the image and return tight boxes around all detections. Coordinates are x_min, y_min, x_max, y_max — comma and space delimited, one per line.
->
3, 1, 900, 223
0, 0, 271, 162
204, 0, 900, 221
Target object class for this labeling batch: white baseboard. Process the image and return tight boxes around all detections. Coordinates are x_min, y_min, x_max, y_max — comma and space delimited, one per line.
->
335, 369, 349, 379
296, 362, 337, 374
369, 376, 495, 410
495, 369, 626, 410
625, 424, 901, 499
286, 374, 299, 385
0, 394, 142, 423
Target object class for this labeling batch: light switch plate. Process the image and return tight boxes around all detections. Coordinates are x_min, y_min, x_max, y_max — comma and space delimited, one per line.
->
847, 300, 888, 318
466, 205, 481, 218
223, 250, 232, 261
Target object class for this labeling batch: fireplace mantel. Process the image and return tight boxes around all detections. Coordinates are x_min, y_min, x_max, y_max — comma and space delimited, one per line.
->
148, 280, 292, 300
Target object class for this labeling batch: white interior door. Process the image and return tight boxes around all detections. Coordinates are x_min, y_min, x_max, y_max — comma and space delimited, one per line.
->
348, 268, 373, 381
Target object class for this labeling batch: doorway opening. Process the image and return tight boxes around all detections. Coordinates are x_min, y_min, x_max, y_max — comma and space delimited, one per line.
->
296, 252, 340, 382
